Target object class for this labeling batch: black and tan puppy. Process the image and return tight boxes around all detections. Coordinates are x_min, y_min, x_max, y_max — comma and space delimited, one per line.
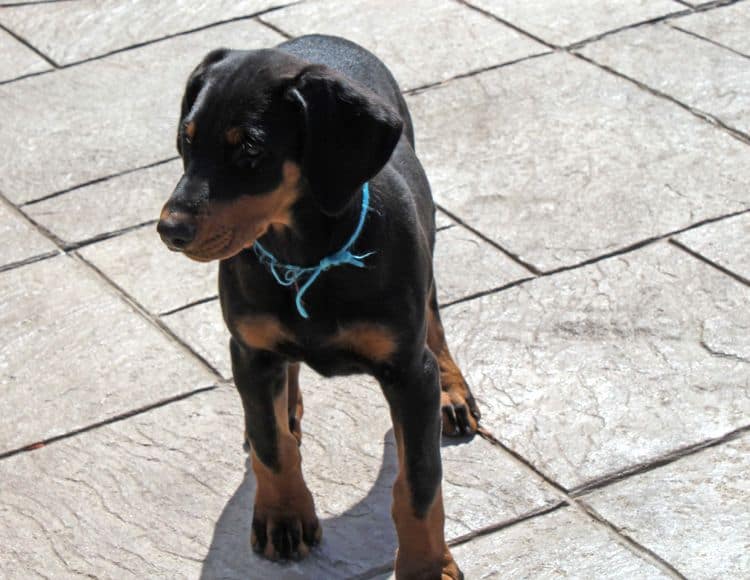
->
157, 34, 480, 579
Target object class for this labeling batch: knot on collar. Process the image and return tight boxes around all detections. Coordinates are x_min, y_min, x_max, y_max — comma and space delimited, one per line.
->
253, 183, 374, 319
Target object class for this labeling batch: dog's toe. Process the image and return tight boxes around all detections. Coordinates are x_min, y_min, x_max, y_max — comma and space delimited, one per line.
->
251, 513, 321, 561
441, 391, 480, 437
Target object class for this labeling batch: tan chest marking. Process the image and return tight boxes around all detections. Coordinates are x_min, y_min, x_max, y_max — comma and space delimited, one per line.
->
236, 316, 293, 351
328, 323, 397, 363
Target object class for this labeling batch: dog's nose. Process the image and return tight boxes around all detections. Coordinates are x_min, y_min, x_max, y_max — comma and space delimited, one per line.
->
157, 214, 196, 250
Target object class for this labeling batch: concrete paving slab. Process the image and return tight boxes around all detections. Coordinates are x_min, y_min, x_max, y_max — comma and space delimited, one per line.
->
24, 159, 181, 246
407, 52, 750, 272
78, 225, 217, 315
440, 242, 750, 489
0, 20, 282, 204
0, 200, 57, 268
436, 224, 532, 304
674, 212, 750, 283
162, 298, 230, 378
580, 24, 750, 135
584, 433, 750, 578
262, 0, 546, 91
466, 0, 682, 46
0, 28, 50, 82
673, 1, 750, 56
376, 507, 668, 579
0, 255, 216, 453
0, 0, 284, 65
0, 374, 557, 578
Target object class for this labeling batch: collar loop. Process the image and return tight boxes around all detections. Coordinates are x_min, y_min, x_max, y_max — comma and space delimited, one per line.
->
253, 183, 374, 319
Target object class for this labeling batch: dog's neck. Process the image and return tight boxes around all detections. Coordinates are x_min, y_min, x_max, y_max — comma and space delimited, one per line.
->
253, 187, 368, 268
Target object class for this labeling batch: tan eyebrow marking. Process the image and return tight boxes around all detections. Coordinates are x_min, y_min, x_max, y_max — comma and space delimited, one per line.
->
184, 121, 196, 141
226, 127, 243, 145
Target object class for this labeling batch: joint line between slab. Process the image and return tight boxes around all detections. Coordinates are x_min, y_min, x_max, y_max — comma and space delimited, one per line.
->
160, 294, 220, 318
577, 501, 688, 578
256, 15, 293, 39
669, 238, 750, 288
476, 428, 687, 578
73, 251, 225, 381
0, 21, 59, 67
0, 385, 218, 461
352, 501, 569, 580
667, 22, 750, 61
570, 51, 750, 148
20, 156, 179, 207
435, 203, 542, 275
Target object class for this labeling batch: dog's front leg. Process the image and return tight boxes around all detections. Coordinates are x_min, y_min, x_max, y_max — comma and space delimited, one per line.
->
230, 338, 320, 560
381, 349, 463, 580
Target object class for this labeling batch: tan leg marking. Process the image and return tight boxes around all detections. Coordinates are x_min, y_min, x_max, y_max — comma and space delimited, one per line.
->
426, 298, 480, 436
251, 379, 320, 560
287, 362, 303, 444
392, 425, 462, 580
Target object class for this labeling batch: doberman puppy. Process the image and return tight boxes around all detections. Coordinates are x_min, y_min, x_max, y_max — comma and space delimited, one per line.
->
157, 34, 480, 579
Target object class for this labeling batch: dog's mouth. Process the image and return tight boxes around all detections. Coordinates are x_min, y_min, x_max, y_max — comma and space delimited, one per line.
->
183, 229, 236, 262
182, 224, 268, 263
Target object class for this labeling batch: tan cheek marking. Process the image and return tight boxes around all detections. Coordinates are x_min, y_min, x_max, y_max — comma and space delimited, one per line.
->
329, 324, 397, 363
186, 161, 302, 258
236, 316, 293, 351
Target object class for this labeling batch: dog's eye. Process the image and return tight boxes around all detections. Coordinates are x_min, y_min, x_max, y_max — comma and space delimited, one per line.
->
236, 142, 264, 169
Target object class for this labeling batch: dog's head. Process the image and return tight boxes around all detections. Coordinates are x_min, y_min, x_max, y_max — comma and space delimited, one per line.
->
157, 48, 403, 262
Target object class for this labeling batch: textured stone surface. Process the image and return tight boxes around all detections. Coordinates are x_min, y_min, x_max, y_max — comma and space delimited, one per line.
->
163, 298, 230, 378
0, 0, 283, 65
78, 225, 218, 315
0, 28, 51, 82
0, 20, 282, 204
25, 159, 181, 245
440, 242, 750, 489
467, 0, 682, 46
263, 0, 546, 91
580, 24, 750, 135
0, 201, 57, 268
408, 52, 750, 272
585, 434, 750, 578
674, 1, 750, 56
378, 507, 667, 579
675, 213, 750, 284
0, 255, 216, 453
436, 224, 532, 304
0, 374, 557, 579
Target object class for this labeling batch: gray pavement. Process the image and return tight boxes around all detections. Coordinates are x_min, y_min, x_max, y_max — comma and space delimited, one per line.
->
0, 1, 748, 578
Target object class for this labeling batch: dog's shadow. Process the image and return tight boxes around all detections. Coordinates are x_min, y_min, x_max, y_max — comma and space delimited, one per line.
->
200, 430, 399, 580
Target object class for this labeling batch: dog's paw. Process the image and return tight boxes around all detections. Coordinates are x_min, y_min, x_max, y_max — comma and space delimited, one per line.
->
440, 389, 480, 437
251, 511, 321, 561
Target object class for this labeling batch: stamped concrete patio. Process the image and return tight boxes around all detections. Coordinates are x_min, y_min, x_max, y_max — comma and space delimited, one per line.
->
1, 0, 749, 578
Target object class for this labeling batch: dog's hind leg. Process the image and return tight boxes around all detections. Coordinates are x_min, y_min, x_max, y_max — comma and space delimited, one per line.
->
231, 339, 320, 561
426, 286, 481, 436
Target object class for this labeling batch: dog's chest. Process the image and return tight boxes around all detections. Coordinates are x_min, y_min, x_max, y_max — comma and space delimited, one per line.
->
235, 316, 397, 377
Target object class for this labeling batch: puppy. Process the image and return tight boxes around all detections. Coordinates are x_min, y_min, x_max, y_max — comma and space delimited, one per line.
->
158, 34, 480, 579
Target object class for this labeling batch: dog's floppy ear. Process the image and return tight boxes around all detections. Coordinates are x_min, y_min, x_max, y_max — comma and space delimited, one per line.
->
287, 64, 403, 215
177, 48, 231, 154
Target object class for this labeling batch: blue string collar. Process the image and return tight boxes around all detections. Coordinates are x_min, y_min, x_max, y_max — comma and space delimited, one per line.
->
253, 183, 374, 319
